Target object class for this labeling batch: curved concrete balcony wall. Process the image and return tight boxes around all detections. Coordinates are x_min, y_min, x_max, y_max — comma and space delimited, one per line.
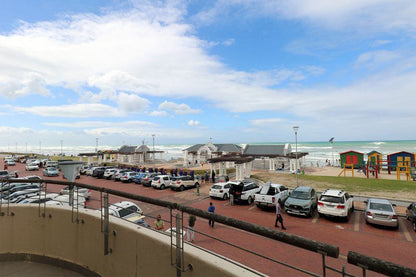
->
0, 205, 256, 276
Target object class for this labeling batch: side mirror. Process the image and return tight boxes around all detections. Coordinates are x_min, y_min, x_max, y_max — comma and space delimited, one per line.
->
392, 204, 396, 207
364, 200, 368, 204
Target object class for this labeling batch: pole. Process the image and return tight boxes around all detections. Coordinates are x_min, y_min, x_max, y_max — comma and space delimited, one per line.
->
293, 126, 299, 186
60, 140, 63, 155
152, 134, 155, 166
331, 141, 334, 166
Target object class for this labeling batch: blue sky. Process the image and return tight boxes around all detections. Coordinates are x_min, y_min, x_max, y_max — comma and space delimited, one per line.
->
1, 0, 416, 151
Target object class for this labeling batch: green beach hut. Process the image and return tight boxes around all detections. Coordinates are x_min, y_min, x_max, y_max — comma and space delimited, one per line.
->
340, 150, 364, 169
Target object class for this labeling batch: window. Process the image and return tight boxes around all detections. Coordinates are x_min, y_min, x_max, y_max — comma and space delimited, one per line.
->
163, 177, 169, 181
320, 195, 344, 204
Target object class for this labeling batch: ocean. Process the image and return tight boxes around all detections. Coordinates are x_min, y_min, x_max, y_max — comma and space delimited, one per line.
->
4, 140, 416, 167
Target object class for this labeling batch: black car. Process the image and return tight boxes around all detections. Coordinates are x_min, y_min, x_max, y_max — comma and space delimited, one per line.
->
406, 202, 416, 232
92, 167, 106, 178
141, 173, 159, 187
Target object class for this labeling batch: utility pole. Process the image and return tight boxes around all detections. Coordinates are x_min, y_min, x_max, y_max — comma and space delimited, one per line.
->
152, 134, 155, 166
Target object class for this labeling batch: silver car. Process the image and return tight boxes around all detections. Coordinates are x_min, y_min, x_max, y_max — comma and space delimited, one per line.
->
365, 198, 398, 228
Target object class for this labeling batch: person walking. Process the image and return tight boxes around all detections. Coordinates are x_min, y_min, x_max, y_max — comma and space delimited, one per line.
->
228, 184, 234, 206
275, 199, 286, 230
208, 202, 215, 227
211, 170, 216, 183
187, 215, 196, 242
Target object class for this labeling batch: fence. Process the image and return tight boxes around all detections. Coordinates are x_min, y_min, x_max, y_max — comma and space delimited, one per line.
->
1, 178, 415, 276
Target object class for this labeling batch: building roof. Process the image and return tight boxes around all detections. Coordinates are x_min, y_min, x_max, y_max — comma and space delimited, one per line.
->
119, 145, 137, 154
387, 151, 413, 156
242, 144, 286, 157
367, 151, 382, 156
184, 143, 241, 153
339, 150, 364, 155
136, 145, 150, 152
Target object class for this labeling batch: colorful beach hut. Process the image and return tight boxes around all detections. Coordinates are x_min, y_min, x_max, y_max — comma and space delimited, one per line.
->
340, 151, 364, 169
387, 151, 414, 171
367, 151, 382, 167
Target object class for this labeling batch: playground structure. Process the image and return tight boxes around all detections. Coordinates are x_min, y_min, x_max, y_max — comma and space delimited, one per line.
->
338, 152, 415, 181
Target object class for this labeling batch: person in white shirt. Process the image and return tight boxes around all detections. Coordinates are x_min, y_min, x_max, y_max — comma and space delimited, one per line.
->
274, 198, 286, 230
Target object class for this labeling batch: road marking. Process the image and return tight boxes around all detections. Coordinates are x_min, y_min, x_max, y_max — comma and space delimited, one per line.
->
339, 254, 347, 260
354, 212, 360, 232
400, 219, 413, 242
248, 205, 257, 211
224, 202, 229, 206
312, 214, 318, 224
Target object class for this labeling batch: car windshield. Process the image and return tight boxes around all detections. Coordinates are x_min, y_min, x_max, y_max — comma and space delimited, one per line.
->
320, 196, 344, 204
118, 207, 137, 217
212, 185, 222, 189
291, 190, 310, 200
370, 202, 393, 212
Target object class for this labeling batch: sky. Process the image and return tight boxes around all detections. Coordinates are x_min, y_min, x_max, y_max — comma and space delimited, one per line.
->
1, 0, 416, 151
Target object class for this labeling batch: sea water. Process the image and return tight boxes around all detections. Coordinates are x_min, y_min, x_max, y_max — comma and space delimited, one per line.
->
4, 140, 416, 167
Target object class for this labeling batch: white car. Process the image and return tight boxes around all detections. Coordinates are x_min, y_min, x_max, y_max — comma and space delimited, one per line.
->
60, 186, 91, 200
151, 175, 171, 189
85, 167, 99, 176
318, 189, 354, 220
170, 176, 198, 191
229, 180, 261, 204
104, 201, 148, 227
25, 163, 40, 171
209, 182, 231, 200
50, 194, 86, 208
103, 168, 117, 179
120, 171, 138, 183
17, 193, 60, 204
5, 160, 15, 166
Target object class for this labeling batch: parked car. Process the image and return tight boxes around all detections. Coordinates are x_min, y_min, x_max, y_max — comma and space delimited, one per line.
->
141, 173, 159, 187
284, 186, 318, 217
406, 202, 416, 232
151, 175, 171, 189
85, 167, 99, 176
229, 180, 261, 204
0, 170, 15, 180
1, 188, 41, 203
80, 165, 91, 175
132, 172, 148, 184
318, 189, 354, 221
43, 167, 60, 177
60, 186, 91, 200
365, 198, 398, 228
48, 194, 86, 208
104, 201, 148, 227
5, 159, 15, 166
46, 161, 58, 168
112, 169, 129, 181
170, 176, 198, 191
92, 167, 107, 178
103, 168, 118, 179
254, 182, 290, 209
17, 193, 60, 204
120, 171, 139, 183
25, 163, 40, 171
209, 182, 231, 200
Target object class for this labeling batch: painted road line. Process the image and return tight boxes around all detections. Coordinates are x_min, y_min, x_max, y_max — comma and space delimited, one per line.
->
400, 219, 413, 242
353, 212, 360, 232
248, 205, 257, 211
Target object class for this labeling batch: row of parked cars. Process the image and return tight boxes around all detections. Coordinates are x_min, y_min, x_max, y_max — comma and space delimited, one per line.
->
0, 177, 88, 208
209, 180, 415, 231
82, 165, 200, 191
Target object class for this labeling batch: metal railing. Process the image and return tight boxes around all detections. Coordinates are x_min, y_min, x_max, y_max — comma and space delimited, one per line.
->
1, 178, 415, 277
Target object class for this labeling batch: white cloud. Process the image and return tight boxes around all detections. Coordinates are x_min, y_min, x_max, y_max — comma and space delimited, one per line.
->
149, 110, 168, 116
250, 118, 282, 126
117, 92, 150, 112
158, 101, 201, 114
14, 103, 124, 118
355, 50, 401, 69
188, 120, 200, 126
43, 120, 157, 128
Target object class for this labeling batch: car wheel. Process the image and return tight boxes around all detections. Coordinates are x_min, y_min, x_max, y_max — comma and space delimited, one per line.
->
161, 184, 165, 190
307, 208, 313, 218
223, 193, 228, 200
179, 185, 185, 191
247, 196, 253, 205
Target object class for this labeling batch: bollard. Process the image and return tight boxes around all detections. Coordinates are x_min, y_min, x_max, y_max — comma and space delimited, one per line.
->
196, 183, 200, 196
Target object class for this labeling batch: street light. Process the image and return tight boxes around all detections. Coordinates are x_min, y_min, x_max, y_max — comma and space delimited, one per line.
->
152, 134, 155, 165
293, 126, 299, 186
329, 137, 335, 166
60, 140, 63, 156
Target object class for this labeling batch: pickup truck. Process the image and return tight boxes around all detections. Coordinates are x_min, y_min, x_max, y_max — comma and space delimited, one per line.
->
254, 182, 290, 209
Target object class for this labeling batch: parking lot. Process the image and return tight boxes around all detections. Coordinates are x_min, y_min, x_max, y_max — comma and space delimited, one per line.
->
6, 161, 416, 276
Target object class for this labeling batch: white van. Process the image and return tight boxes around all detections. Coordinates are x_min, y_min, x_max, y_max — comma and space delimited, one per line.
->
46, 161, 58, 168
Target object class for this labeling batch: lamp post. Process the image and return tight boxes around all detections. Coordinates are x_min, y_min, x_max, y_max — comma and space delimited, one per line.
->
329, 137, 335, 166
152, 134, 155, 165
60, 140, 63, 156
293, 126, 299, 186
